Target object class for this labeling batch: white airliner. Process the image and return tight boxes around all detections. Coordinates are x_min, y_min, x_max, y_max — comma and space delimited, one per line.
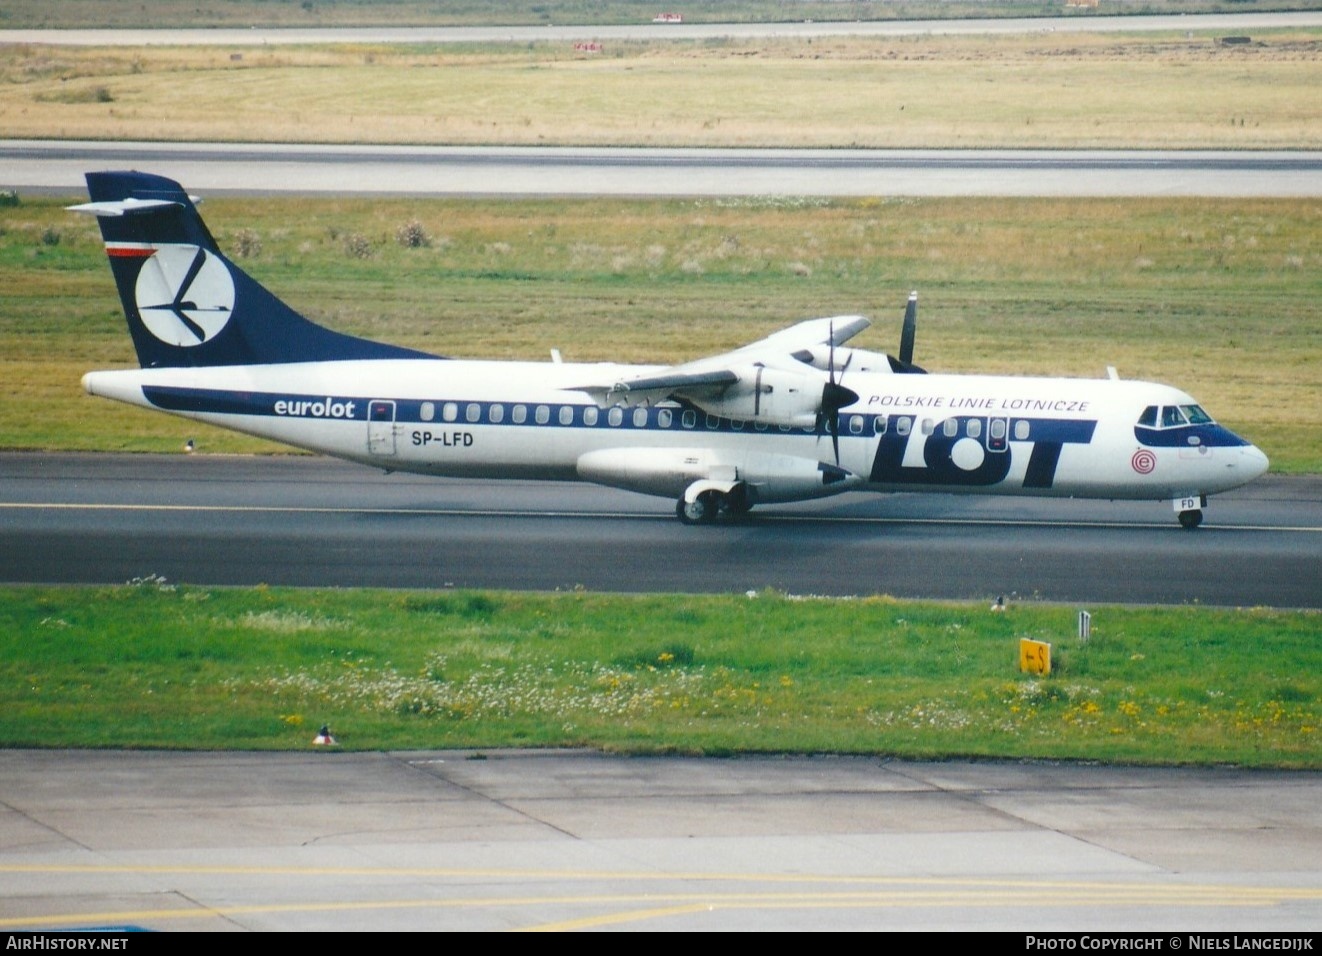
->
71, 171, 1268, 528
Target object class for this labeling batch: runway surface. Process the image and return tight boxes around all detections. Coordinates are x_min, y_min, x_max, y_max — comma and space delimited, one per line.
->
8, 141, 1321, 197
1, 750, 1319, 932
1, 453, 1317, 607
5, 11, 1321, 45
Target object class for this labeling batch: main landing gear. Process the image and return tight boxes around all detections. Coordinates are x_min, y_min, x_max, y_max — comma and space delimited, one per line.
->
675, 486, 752, 525
1178, 509, 1204, 530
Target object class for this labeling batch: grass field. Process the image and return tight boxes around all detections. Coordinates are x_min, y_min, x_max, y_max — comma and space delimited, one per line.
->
4, 30, 1320, 149
3, 192, 1318, 469
1, 584, 1316, 765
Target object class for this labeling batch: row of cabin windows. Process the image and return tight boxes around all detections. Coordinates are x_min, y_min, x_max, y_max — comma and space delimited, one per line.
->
846, 415, 1022, 441
414, 401, 1031, 440
418, 401, 808, 431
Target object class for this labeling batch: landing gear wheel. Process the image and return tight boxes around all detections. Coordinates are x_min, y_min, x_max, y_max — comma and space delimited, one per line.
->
676, 490, 721, 525
1178, 509, 1203, 530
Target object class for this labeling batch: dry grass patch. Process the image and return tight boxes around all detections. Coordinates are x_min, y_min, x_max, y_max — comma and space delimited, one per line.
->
2, 31, 1319, 148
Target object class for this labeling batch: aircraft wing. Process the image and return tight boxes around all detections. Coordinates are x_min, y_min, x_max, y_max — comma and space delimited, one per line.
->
573, 316, 869, 429
738, 314, 871, 354
576, 315, 870, 410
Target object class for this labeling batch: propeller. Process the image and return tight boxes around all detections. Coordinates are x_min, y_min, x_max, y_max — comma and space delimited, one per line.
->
817, 321, 859, 466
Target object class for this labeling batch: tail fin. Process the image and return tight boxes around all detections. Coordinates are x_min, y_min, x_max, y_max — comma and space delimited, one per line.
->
70, 171, 435, 369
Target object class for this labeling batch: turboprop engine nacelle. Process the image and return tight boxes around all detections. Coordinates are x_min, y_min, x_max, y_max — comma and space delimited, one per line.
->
700, 365, 838, 429
576, 447, 860, 503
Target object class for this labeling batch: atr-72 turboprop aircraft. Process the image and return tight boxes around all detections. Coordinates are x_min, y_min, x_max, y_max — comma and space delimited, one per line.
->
72, 171, 1268, 528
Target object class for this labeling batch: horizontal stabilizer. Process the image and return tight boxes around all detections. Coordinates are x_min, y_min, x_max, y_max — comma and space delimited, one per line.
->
67, 198, 183, 218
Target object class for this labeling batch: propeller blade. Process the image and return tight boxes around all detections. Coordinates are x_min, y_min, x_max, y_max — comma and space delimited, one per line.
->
828, 321, 837, 385
899, 291, 918, 368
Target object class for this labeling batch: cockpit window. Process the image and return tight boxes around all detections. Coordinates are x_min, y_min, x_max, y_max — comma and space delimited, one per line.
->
1161, 406, 1188, 428
1141, 404, 1215, 429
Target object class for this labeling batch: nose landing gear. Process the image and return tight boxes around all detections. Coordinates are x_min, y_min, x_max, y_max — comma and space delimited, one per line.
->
1175, 494, 1207, 530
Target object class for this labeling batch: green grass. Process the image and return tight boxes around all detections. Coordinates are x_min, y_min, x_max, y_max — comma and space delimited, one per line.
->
3, 193, 1318, 469
2, 584, 1316, 765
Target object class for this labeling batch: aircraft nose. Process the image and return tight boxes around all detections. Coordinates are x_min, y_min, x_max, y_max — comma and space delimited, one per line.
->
1241, 444, 1270, 480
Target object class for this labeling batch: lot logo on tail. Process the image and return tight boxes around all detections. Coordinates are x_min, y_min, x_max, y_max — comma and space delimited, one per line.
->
134, 245, 235, 346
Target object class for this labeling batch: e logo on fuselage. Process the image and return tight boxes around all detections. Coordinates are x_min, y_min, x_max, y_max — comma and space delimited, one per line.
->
134, 245, 235, 347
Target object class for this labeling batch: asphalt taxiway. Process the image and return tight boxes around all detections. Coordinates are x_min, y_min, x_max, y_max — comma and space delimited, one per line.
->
1, 453, 1318, 607
8, 141, 1322, 198
1, 750, 1319, 932
4, 11, 1320, 45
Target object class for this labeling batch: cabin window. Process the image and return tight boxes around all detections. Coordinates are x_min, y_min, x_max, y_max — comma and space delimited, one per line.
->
779, 424, 792, 433
489, 403, 504, 424
560, 406, 574, 426
921, 418, 934, 436
512, 404, 527, 424
942, 418, 958, 438
682, 410, 696, 429
896, 417, 912, 436
1182, 404, 1213, 425
1014, 420, 1030, 441
632, 407, 648, 428
608, 407, 624, 427
708, 415, 721, 430
420, 402, 435, 422
465, 403, 481, 423
989, 418, 1007, 442
966, 418, 981, 439
535, 405, 550, 425
442, 402, 458, 423
1137, 405, 1158, 427
754, 422, 768, 432
583, 406, 598, 426
1161, 406, 1188, 428
850, 415, 865, 435
658, 409, 673, 428
873, 415, 887, 436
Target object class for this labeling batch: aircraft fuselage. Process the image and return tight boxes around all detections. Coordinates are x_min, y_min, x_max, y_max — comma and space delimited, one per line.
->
83, 358, 1268, 508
